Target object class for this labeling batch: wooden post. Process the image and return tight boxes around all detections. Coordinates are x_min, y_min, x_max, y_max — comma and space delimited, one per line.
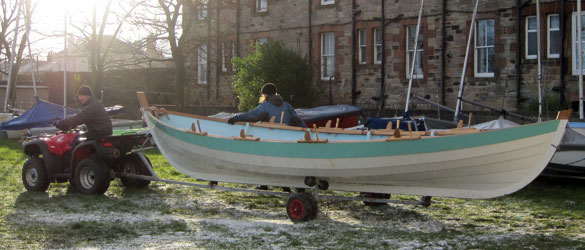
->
197, 120, 202, 133
457, 120, 464, 128
467, 113, 473, 128
407, 122, 413, 137
313, 124, 320, 141
280, 111, 284, 124
335, 118, 340, 128
386, 121, 393, 130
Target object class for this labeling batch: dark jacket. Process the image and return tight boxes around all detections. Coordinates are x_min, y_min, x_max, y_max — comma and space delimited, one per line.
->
57, 97, 113, 139
232, 95, 306, 127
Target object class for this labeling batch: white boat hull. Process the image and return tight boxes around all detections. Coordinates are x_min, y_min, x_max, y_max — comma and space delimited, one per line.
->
145, 111, 567, 199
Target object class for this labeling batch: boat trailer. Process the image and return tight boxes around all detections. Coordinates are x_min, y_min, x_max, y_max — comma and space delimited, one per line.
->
124, 134, 432, 223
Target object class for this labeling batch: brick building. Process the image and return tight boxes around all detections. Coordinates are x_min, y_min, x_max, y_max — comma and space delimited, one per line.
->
182, 0, 583, 119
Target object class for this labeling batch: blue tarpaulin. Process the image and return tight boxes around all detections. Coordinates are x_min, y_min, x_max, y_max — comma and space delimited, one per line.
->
0, 97, 77, 130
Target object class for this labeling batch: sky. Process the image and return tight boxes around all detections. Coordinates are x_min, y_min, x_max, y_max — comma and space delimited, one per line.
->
30, 0, 143, 60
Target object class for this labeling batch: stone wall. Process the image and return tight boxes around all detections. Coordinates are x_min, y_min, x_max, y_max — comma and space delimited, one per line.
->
183, 0, 580, 119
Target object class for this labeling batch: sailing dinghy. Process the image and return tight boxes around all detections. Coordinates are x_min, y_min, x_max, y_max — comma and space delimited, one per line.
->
139, 93, 567, 199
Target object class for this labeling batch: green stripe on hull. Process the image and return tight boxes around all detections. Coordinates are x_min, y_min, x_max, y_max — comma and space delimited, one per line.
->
148, 114, 560, 159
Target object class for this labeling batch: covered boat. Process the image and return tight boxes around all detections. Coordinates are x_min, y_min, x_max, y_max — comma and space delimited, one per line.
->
544, 122, 585, 178
139, 93, 567, 199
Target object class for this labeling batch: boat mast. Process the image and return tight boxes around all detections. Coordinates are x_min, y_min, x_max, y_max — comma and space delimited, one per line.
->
579, 0, 584, 119
537, 0, 543, 122
63, 9, 68, 118
454, 0, 479, 122
404, 0, 425, 118
3, 1, 22, 112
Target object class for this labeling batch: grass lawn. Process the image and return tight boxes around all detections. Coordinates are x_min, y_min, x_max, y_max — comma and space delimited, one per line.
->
1, 138, 585, 249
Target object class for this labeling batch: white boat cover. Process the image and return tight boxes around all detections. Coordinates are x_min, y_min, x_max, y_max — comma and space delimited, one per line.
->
472, 116, 519, 130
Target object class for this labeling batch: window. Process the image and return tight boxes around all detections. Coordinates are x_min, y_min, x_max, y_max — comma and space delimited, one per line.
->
256, 0, 267, 12
406, 25, 423, 79
321, 0, 334, 5
221, 42, 227, 72
198, 2, 208, 20
548, 14, 560, 58
374, 28, 383, 64
256, 38, 267, 45
572, 12, 585, 75
526, 16, 537, 59
198, 45, 207, 84
475, 19, 495, 77
321, 32, 335, 80
358, 29, 366, 64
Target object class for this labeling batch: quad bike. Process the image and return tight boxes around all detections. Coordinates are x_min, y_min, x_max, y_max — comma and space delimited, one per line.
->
21, 130, 153, 194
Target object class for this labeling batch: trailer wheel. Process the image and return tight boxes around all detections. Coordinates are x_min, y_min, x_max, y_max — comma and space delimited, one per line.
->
22, 157, 49, 192
360, 192, 391, 206
74, 157, 111, 195
286, 193, 317, 223
120, 153, 152, 189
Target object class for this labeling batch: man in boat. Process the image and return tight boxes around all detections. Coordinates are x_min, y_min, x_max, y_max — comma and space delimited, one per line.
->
228, 83, 306, 127
53, 85, 113, 140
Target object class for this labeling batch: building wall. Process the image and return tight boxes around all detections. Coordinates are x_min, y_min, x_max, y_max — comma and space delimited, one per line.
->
184, 0, 581, 118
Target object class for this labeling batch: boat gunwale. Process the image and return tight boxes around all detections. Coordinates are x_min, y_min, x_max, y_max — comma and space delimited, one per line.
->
145, 110, 564, 147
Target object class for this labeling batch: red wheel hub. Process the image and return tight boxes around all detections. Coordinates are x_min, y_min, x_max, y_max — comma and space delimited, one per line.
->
289, 199, 304, 220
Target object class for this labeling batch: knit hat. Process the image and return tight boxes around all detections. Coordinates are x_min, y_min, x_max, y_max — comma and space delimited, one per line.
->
261, 83, 277, 95
78, 85, 92, 97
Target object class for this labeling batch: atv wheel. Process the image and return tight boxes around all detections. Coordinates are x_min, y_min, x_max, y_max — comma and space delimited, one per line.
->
120, 153, 152, 188
74, 157, 111, 195
22, 157, 49, 192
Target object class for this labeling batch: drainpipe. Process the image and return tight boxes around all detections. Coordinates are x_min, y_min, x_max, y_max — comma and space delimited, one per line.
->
308, 0, 312, 81
376, 0, 386, 117
441, 0, 446, 105
215, 0, 220, 100
351, 0, 357, 106
560, 0, 566, 109
236, 0, 240, 57
516, 0, 522, 109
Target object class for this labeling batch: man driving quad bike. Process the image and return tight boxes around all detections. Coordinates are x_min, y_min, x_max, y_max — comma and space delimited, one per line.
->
21, 85, 152, 195
53, 85, 112, 140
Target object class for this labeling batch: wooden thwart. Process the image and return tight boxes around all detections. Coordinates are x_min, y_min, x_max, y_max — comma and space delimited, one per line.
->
434, 128, 482, 136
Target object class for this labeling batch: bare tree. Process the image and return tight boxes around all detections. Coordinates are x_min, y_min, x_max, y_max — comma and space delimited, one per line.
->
1, 0, 33, 111
132, 0, 207, 111
67, 0, 139, 96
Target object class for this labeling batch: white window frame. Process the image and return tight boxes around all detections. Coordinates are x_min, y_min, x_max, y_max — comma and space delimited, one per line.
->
232, 41, 236, 72
374, 28, 383, 64
198, 44, 207, 84
548, 14, 560, 58
198, 2, 208, 20
525, 16, 537, 59
221, 42, 227, 72
474, 19, 495, 78
406, 25, 424, 79
358, 29, 366, 64
256, 0, 267, 12
321, 32, 335, 80
321, 0, 335, 5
